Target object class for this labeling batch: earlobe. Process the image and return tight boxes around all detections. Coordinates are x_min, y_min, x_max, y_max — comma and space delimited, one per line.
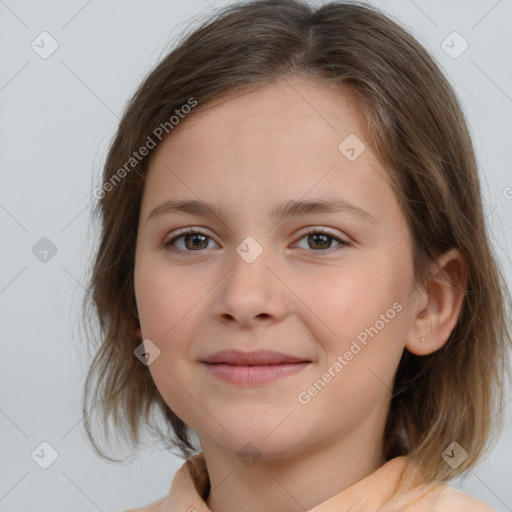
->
405, 248, 468, 356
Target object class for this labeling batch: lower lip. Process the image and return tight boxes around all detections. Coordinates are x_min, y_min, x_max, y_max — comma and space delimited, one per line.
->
202, 362, 310, 385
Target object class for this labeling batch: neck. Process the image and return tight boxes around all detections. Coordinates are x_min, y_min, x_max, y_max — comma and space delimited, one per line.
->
202, 422, 387, 512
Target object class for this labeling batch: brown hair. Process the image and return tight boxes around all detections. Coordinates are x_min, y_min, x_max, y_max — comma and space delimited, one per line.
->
81, 0, 512, 482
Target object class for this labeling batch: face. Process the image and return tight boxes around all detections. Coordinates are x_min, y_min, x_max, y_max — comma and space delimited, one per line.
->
134, 77, 420, 460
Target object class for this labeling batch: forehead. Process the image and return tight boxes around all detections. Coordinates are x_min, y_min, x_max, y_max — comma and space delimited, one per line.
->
163, 77, 366, 151
141, 77, 397, 226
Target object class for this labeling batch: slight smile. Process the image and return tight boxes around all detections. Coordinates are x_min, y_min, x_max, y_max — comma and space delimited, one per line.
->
201, 349, 312, 385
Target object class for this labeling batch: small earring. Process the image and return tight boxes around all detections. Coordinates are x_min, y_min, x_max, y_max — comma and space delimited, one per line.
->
421, 337, 427, 342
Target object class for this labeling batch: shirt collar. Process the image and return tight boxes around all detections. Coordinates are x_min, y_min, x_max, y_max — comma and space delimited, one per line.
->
160, 451, 440, 512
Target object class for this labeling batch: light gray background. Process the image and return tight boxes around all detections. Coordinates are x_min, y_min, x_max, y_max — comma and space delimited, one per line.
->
1, 0, 511, 511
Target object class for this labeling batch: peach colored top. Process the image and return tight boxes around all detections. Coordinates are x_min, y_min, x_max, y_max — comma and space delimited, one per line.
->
125, 452, 496, 512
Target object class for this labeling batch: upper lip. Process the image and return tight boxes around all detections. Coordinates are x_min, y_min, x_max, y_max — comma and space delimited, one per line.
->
201, 349, 310, 365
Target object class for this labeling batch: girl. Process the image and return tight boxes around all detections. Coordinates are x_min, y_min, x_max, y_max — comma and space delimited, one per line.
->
82, 1, 511, 510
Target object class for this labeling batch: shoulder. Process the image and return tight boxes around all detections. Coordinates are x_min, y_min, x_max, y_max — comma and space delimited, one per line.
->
433, 484, 497, 511
400, 482, 498, 512
121, 453, 207, 512
122, 495, 166, 512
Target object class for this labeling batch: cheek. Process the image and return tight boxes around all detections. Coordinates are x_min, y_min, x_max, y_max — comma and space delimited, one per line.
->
135, 257, 196, 339
134, 266, 196, 423
134, 258, 201, 393
293, 261, 395, 337
147, 358, 201, 431
292, 258, 408, 377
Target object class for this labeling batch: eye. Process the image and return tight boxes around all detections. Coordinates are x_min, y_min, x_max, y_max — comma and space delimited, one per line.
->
293, 228, 350, 253
164, 228, 219, 253
163, 227, 350, 254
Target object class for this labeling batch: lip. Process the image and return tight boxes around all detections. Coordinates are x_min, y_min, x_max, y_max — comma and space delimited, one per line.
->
201, 349, 309, 365
201, 349, 311, 385
202, 362, 311, 385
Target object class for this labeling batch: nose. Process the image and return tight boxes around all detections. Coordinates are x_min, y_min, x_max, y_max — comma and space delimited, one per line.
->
211, 243, 289, 328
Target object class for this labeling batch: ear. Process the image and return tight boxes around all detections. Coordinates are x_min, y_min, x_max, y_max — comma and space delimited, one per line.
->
135, 324, 143, 340
405, 248, 467, 356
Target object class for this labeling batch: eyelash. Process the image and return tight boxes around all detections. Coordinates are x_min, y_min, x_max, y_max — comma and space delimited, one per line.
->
163, 227, 351, 255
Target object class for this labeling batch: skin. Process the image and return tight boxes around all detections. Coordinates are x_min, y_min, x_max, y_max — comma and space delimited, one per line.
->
133, 76, 466, 512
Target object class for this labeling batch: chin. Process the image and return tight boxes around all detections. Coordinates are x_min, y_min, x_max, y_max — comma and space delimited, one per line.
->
203, 422, 309, 462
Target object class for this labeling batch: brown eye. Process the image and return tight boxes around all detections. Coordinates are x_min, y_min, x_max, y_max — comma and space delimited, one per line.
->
164, 229, 218, 252
164, 227, 349, 255
307, 232, 332, 250
294, 228, 350, 253
183, 233, 208, 250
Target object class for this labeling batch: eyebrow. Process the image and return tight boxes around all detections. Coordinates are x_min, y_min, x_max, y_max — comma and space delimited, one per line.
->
146, 198, 376, 223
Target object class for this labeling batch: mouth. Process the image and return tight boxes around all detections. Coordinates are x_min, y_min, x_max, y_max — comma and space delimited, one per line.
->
201, 349, 310, 365
201, 349, 312, 385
